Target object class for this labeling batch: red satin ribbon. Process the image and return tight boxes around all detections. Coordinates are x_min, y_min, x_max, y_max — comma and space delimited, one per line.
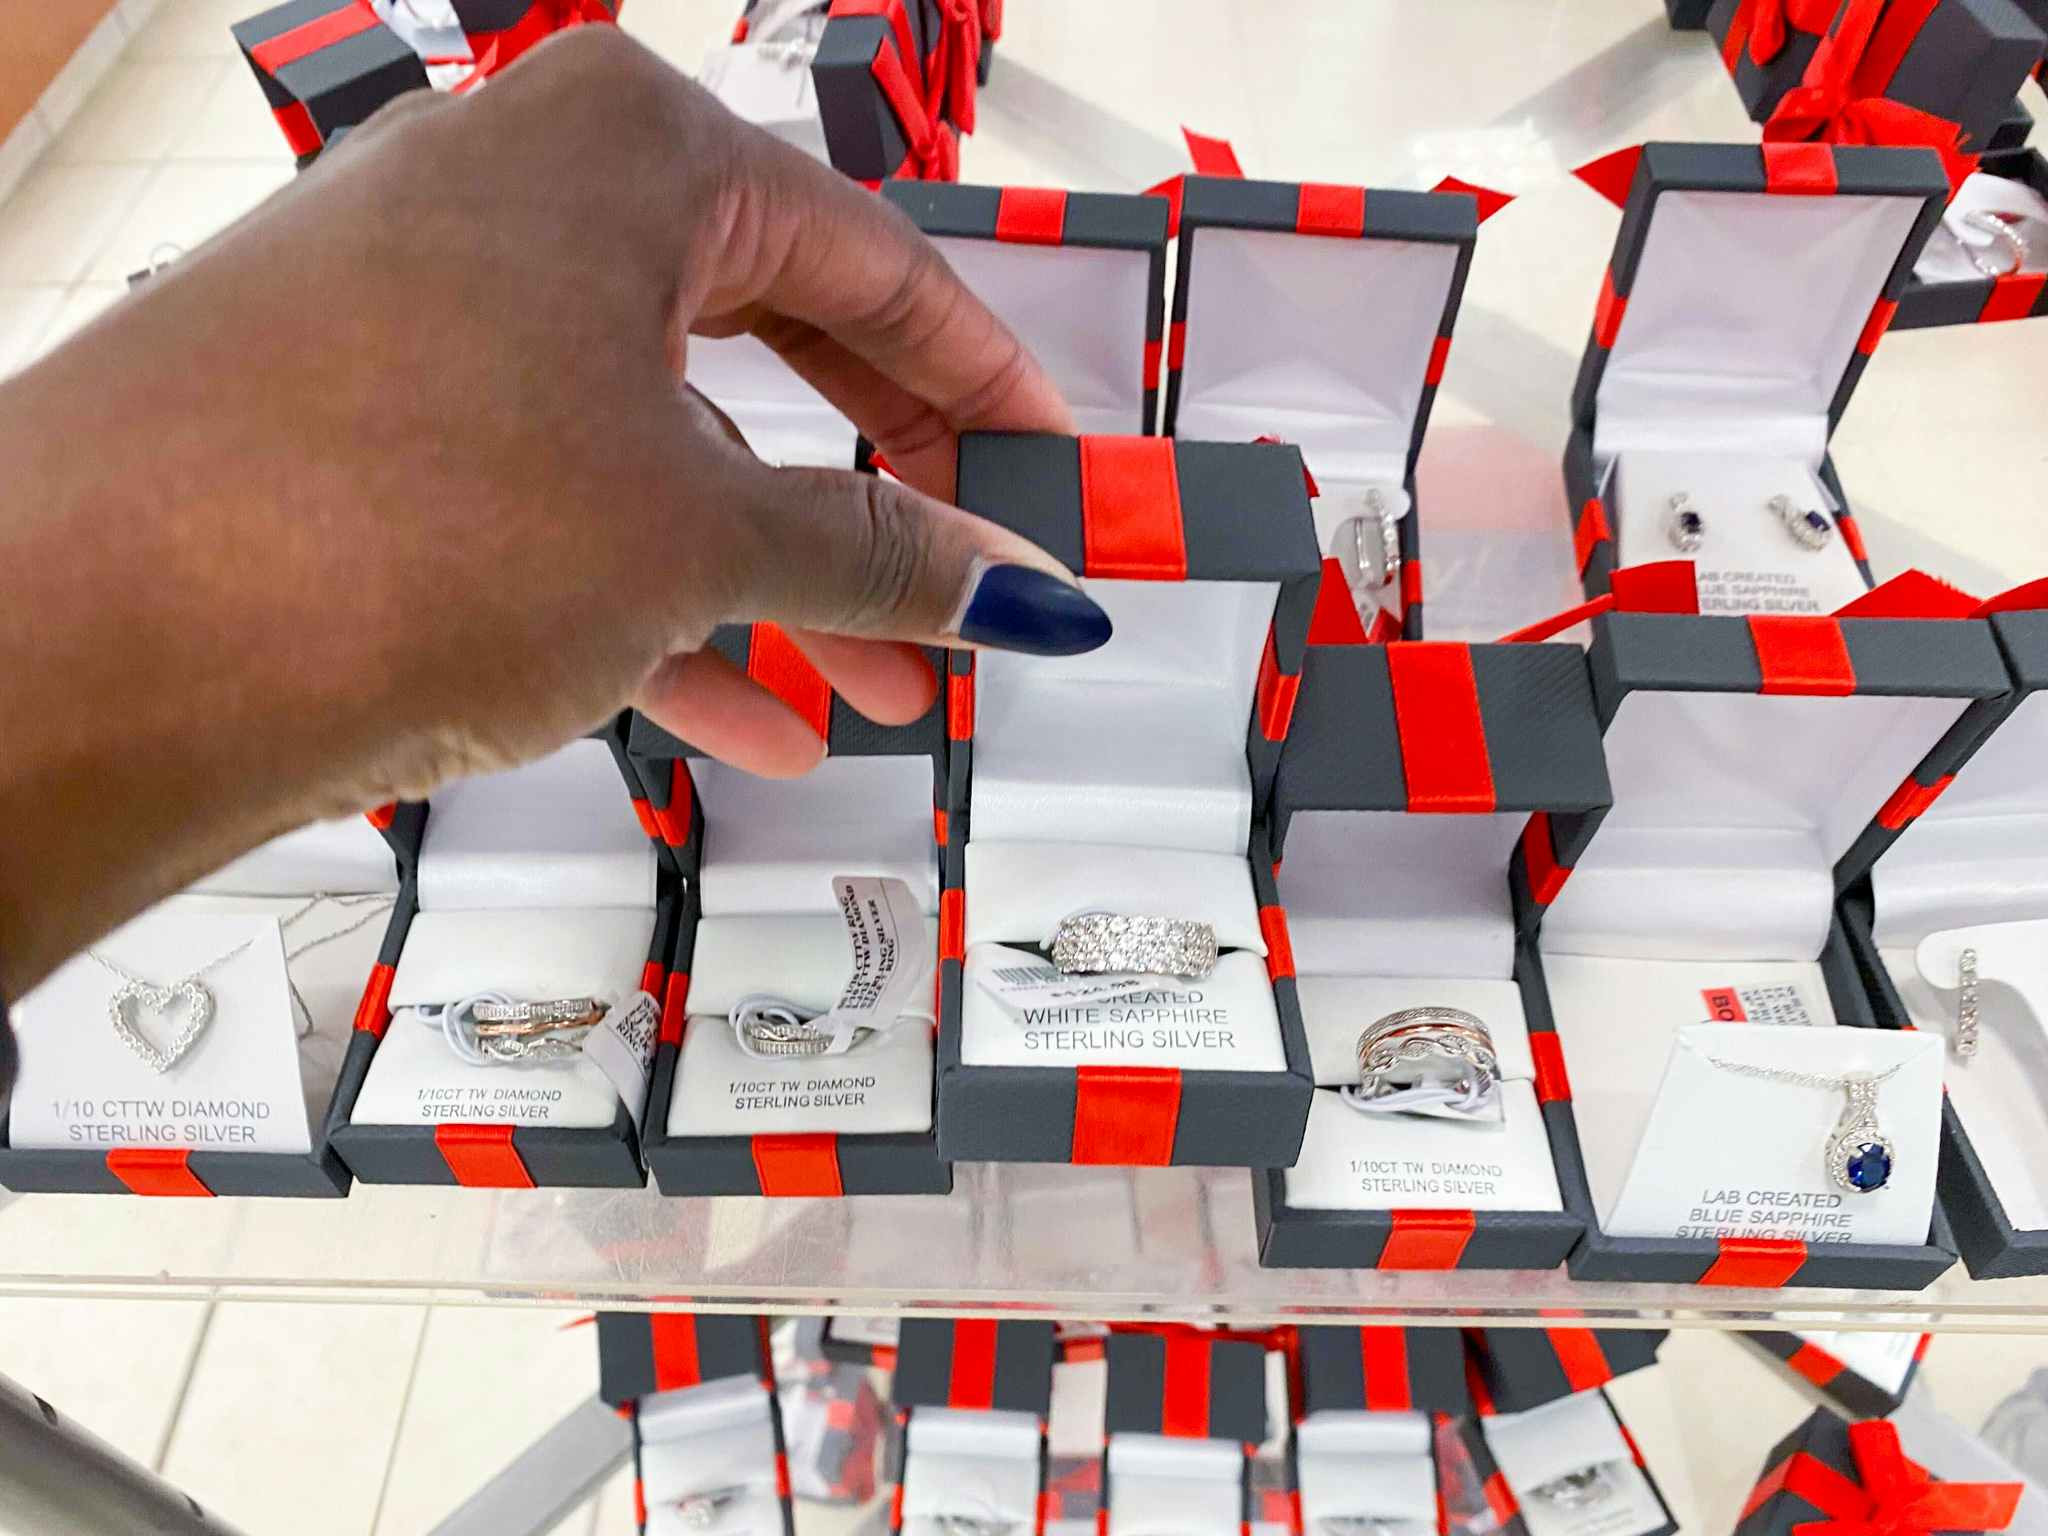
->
462, 0, 614, 86
1788, 1420, 2021, 1536
1745, 0, 1840, 65
1762, 0, 1977, 188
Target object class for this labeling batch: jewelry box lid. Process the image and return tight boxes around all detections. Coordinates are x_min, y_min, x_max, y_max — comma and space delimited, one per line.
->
1571, 143, 1948, 459
1466, 1327, 1665, 1416
883, 182, 1169, 438
891, 1318, 1058, 1418
627, 624, 946, 762
1272, 641, 1613, 823
596, 1312, 772, 1407
1296, 1326, 1471, 1419
1167, 175, 1477, 491
231, 0, 429, 114
1103, 1332, 1269, 1446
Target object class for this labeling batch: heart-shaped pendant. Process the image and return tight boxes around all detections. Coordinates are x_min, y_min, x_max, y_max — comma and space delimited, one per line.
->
107, 978, 214, 1073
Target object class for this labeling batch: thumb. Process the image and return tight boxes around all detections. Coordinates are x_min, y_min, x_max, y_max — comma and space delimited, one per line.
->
705, 446, 1113, 658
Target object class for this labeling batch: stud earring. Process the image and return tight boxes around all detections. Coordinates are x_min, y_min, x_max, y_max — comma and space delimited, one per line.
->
1770, 493, 1833, 551
1667, 493, 1705, 554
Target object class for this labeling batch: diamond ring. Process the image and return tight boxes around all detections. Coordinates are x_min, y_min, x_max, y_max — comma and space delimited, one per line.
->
472, 997, 603, 1028
673, 1484, 750, 1528
1527, 1467, 1612, 1511
1959, 208, 2031, 278
1049, 912, 1219, 980
931, 1518, 1018, 1536
1355, 1007, 1497, 1102
1769, 493, 1832, 551
735, 1002, 876, 1059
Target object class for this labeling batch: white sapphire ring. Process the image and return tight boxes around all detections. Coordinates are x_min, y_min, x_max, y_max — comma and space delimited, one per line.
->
1355, 1007, 1498, 1103
1049, 911, 1219, 980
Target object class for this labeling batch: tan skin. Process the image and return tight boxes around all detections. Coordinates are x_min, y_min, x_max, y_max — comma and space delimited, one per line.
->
0, 28, 1085, 1008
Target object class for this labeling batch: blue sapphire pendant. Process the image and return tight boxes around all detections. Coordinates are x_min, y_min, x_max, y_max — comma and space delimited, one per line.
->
1826, 1075, 1893, 1194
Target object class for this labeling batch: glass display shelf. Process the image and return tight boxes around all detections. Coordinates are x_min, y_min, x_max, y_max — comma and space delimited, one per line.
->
4, 1163, 2046, 1330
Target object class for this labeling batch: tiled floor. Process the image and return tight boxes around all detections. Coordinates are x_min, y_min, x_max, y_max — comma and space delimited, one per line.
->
6, 1, 2048, 1530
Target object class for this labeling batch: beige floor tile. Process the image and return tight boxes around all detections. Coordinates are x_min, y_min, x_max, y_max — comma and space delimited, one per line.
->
87, 159, 291, 280
162, 1301, 427, 1536
29, 281, 129, 360
0, 163, 153, 284
36, 10, 139, 142
173, 54, 297, 162
50, 57, 232, 165
125, 0, 256, 61
0, 1297, 207, 1469
0, 111, 55, 212
373, 1307, 606, 1536
0, 284, 67, 375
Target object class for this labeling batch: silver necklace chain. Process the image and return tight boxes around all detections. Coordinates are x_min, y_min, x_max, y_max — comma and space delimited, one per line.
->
1690, 1051, 1905, 1092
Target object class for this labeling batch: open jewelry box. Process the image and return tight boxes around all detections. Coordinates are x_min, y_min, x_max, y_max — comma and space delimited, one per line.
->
1290, 1326, 1468, 1536
328, 727, 679, 1188
1252, 640, 1613, 1270
0, 816, 400, 1198
882, 182, 1168, 436
938, 432, 1322, 1167
686, 326, 860, 472
1563, 142, 1947, 618
1167, 175, 1478, 641
1100, 1332, 1269, 1536
1464, 1328, 1665, 1415
1459, 1388, 1679, 1536
1529, 610, 2010, 1286
1895, 147, 2048, 328
594, 1312, 796, 1536
1738, 1326, 1929, 1418
887, 1320, 1056, 1536
1839, 607, 2048, 1277
624, 623, 951, 1197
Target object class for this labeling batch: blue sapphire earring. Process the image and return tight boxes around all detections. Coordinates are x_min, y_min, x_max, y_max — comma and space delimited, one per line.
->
1770, 493, 1833, 551
1667, 493, 1705, 554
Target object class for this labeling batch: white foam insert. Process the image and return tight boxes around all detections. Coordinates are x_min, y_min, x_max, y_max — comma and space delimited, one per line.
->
685, 331, 857, 470
971, 579, 1277, 855
1483, 1392, 1666, 1536
901, 1408, 1044, 1528
1873, 692, 2048, 948
1107, 1434, 1244, 1536
669, 1009, 934, 1136
688, 914, 939, 1017
1915, 171, 2048, 284
695, 756, 939, 917
351, 906, 658, 1129
8, 910, 314, 1154
188, 817, 398, 897
1284, 1082, 1562, 1212
640, 1376, 781, 1534
1281, 811, 1527, 979
1174, 226, 1458, 488
1049, 1358, 1108, 1459
935, 236, 1151, 436
1592, 188, 1924, 462
699, 41, 828, 161
1541, 690, 1972, 960
1609, 450, 1867, 617
1795, 1327, 1921, 1394
1544, 954, 1940, 1240
418, 741, 657, 912
1880, 941, 2048, 1231
1297, 1410, 1436, 1524
1297, 976, 1533, 1085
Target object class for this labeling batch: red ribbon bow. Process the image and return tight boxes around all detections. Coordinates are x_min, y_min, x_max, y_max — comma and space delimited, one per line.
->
1789, 1422, 2022, 1536
459, 0, 615, 87
1744, 0, 1842, 65
1763, 0, 1978, 191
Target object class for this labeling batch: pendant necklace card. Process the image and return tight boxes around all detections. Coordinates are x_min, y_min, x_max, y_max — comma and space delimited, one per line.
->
1603, 1023, 1942, 1245
8, 912, 313, 1154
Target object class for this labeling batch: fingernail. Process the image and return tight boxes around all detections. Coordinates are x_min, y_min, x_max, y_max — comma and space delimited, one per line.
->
955, 563, 1113, 656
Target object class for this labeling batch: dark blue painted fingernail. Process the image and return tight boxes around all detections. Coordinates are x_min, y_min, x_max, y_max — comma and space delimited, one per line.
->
955, 563, 1113, 656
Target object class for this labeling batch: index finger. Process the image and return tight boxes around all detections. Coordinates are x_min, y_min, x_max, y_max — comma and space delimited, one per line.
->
681, 90, 1075, 456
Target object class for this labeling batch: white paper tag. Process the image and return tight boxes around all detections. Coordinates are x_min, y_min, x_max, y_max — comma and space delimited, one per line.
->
582, 989, 659, 1131
812, 875, 931, 1054
973, 944, 1175, 1012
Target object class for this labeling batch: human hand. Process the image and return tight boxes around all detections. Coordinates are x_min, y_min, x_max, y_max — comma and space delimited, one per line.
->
0, 27, 1110, 995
